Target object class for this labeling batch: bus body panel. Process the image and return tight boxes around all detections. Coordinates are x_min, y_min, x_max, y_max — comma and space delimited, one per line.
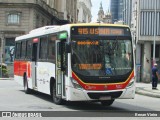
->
119, 83, 135, 99
14, 61, 31, 85
14, 23, 135, 103
71, 71, 134, 91
36, 62, 56, 94
65, 87, 88, 101
14, 61, 27, 77
65, 83, 135, 101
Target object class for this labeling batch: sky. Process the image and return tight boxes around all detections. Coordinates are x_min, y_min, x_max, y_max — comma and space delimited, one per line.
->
91, 0, 110, 22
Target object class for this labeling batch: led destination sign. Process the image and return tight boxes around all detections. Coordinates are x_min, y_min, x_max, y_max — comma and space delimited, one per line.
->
77, 41, 99, 45
71, 26, 127, 36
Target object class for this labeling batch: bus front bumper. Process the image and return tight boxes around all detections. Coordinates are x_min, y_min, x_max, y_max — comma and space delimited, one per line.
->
66, 84, 135, 101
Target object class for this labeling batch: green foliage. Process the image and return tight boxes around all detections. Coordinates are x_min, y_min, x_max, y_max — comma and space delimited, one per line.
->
0, 64, 9, 78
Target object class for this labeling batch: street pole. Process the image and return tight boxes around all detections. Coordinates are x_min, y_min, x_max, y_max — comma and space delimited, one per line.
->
0, 32, 4, 78
153, 0, 156, 65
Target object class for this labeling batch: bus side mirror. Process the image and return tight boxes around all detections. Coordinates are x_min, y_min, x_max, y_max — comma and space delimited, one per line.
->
65, 42, 71, 53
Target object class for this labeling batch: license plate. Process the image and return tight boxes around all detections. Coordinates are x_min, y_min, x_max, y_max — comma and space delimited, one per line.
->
99, 96, 111, 100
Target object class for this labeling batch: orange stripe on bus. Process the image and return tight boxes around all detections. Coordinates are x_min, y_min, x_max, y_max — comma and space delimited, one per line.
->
27, 63, 31, 78
72, 71, 134, 91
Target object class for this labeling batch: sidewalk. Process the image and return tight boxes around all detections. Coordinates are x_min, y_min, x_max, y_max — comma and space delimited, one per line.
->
0, 78, 14, 80
136, 82, 160, 98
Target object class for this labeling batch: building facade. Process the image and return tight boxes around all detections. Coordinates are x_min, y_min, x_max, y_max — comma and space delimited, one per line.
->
0, 0, 78, 77
97, 2, 112, 23
77, 0, 92, 23
97, 2, 105, 22
103, 11, 112, 23
122, 0, 133, 27
110, 0, 123, 23
132, 0, 160, 82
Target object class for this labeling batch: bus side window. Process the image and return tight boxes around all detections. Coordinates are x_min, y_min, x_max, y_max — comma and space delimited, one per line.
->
21, 41, 26, 59
61, 40, 67, 72
48, 35, 56, 63
39, 36, 48, 60
26, 40, 32, 60
15, 42, 21, 59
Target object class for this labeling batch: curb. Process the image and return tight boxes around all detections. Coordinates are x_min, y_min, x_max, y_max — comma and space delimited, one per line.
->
136, 88, 160, 98
0, 78, 14, 80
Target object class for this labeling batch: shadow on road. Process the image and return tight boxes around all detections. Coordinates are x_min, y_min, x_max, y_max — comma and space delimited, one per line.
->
19, 90, 154, 111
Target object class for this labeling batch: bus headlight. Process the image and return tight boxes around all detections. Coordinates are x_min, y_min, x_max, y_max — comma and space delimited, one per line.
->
126, 79, 135, 88
71, 78, 83, 90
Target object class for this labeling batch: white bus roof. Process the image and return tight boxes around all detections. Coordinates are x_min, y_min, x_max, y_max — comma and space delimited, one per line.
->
15, 25, 62, 41
69, 23, 129, 27
15, 23, 130, 41
29, 26, 60, 34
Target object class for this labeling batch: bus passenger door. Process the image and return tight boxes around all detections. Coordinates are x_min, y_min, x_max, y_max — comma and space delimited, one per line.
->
32, 42, 38, 89
55, 41, 63, 97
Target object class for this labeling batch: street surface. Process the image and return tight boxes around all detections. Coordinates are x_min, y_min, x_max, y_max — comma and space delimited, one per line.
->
0, 80, 160, 119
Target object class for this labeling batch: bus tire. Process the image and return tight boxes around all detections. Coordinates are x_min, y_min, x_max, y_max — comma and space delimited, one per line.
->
52, 83, 65, 105
100, 99, 114, 106
24, 75, 32, 94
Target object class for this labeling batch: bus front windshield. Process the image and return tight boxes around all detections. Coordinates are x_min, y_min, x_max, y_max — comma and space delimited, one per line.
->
71, 39, 133, 76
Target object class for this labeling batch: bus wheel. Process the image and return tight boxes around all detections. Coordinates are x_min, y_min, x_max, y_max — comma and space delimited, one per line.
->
52, 83, 64, 105
24, 75, 31, 94
100, 99, 114, 106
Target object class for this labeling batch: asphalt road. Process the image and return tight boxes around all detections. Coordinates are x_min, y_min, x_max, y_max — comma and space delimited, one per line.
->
0, 80, 160, 119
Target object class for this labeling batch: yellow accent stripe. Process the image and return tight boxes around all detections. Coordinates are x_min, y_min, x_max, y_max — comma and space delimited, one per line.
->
73, 70, 134, 86
69, 23, 129, 28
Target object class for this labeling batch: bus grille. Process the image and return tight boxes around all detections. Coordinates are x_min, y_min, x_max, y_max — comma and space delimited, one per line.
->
87, 91, 123, 99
